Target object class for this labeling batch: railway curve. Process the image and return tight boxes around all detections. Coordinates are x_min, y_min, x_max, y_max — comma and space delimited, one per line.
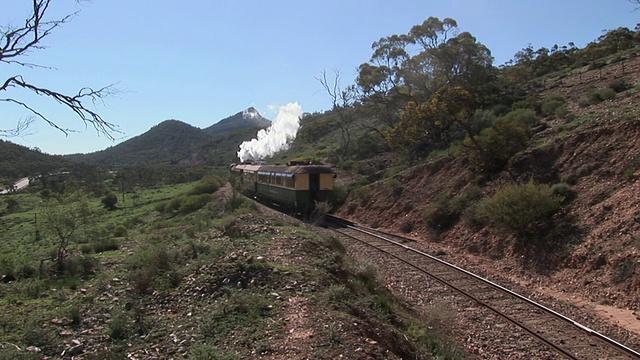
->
326, 215, 640, 359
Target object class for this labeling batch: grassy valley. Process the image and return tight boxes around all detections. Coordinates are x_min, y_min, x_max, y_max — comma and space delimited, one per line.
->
0, 173, 455, 359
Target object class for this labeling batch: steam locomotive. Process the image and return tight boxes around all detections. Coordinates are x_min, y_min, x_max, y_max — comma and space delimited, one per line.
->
230, 161, 335, 211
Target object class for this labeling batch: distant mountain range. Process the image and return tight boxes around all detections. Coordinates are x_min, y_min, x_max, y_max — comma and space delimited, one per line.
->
64, 107, 271, 166
0, 108, 271, 184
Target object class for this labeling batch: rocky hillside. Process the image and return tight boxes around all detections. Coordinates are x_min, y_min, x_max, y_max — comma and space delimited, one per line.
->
337, 54, 640, 333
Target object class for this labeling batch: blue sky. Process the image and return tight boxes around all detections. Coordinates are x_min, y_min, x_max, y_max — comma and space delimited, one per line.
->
3, 0, 639, 155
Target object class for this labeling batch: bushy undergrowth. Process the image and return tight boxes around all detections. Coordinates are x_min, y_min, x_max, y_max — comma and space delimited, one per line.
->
551, 182, 577, 204
329, 183, 348, 207
155, 193, 213, 215
189, 175, 224, 195
460, 109, 539, 173
113, 224, 128, 237
81, 237, 120, 254
473, 180, 562, 240
541, 94, 568, 118
587, 86, 617, 104
422, 186, 482, 231
127, 245, 181, 294
351, 185, 371, 207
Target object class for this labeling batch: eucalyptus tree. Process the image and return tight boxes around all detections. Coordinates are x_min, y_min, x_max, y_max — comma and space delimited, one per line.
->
356, 17, 495, 161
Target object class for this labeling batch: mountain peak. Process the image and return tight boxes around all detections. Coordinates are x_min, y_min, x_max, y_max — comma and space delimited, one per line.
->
203, 107, 271, 136
243, 107, 260, 120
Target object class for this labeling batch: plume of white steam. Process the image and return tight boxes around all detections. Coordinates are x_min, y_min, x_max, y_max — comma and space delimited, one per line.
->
237, 102, 302, 162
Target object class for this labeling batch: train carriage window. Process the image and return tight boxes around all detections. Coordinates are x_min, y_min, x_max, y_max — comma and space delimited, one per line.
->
285, 174, 294, 188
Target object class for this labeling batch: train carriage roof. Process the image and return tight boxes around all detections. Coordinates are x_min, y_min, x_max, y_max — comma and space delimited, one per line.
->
232, 163, 334, 175
258, 165, 334, 175
232, 164, 262, 172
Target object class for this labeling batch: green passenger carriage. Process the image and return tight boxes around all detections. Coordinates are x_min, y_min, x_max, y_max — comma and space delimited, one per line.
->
231, 163, 335, 210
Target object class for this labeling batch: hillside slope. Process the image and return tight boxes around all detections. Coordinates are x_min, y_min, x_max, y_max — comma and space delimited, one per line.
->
66, 108, 271, 166
67, 120, 212, 165
337, 55, 640, 331
0, 140, 71, 185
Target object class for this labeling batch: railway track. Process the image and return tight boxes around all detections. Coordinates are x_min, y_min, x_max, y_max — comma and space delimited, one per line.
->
326, 215, 640, 359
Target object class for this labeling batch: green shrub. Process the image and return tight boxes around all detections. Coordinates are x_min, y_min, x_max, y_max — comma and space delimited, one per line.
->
551, 182, 577, 203
92, 237, 120, 253
400, 220, 413, 233
386, 178, 401, 189
320, 284, 353, 304
408, 303, 464, 359
156, 193, 213, 215
459, 108, 539, 173
215, 214, 242, 237
4, 198, 20, 213
167, 196, 184, 212
21, 320, 56, 352
348, 261, 379, 293
131, 268, 156, 295
154, 201, 168, 213
190, 175, 223, 195
329, 183, 348, 206
0, 256, 36, 281
179, 194, 212, 214
465, 116, 530, 172
352, 185, 370, 206
541, 94, 565, 117
352, 132, 385, 159
62, 255, 100, 278
127, 246, 178, 294
469, 109, 496, 135
423, 187, 482, 231
108, 310, 129, 340
609, 79, 632, 93
588, 87, 617, 103
501, 108, 539, 128
15, 278, 48, 299
423, 192, 454, 230
69, 305, 82, 326
190, 342, 239, 360
101, 192, 118, 211
81, 244, 93, 255
113, 224, 128, 237
474, 181, 562, 239
554, 105, 570, 118
597, 88, 617, 101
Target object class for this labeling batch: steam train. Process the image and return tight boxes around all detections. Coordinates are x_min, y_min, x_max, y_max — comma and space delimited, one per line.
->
230, 162, 335, 211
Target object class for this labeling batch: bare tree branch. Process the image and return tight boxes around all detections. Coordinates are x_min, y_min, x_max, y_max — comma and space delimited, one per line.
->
1, 0, 76, 61
1, 76, 119, 139
316, 70, 357, 161
1, 0, 119, 139
0, 116, 36, 138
